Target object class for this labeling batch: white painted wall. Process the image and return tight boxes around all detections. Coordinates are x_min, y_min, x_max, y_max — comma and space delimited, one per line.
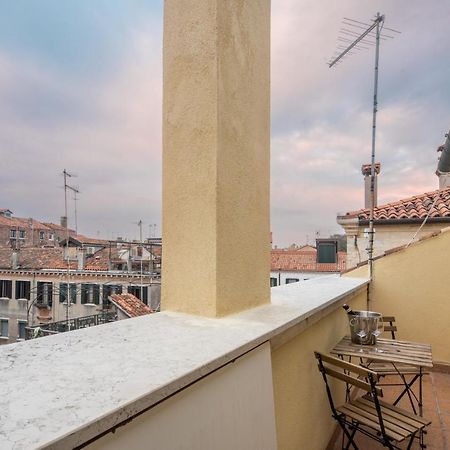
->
270, 271, 330, 287
344, 223, 446, 269
88, 342, 277, 450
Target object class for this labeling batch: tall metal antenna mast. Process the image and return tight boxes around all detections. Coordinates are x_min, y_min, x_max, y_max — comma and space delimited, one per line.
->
63, 169, 79, 328
133, 220, 145, 303
328, 13, 400, 308
73, 188, 80, 234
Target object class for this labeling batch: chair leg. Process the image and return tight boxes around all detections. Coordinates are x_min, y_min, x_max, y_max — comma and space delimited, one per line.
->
337, 419, 359, 450
392, 374, 420, 414
406, 431, 417, 450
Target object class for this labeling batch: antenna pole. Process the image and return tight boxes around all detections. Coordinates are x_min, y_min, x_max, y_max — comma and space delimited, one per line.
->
138, 220, 144, 303
74, 190, 78, 235
62, 170, 79, 328
63, 169, 70, 328
367, 12, 384, 308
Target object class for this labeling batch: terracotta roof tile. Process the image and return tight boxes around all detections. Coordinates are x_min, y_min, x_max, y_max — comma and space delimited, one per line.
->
0, 216, 52, 229
43, 223, 76, 234
109, 293, 154, 318
343, 186, 450, 221
0, 248, 70, 269
271, 247, 346, 273
84, 247, 124, 271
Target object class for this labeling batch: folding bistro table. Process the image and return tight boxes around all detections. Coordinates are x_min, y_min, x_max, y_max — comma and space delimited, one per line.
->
330, 336, 433, 417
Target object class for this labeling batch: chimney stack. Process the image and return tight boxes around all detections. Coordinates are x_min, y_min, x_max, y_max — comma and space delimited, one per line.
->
362, 163, 381, 209
436, 130, 450, 189
11, 251, 19, 270
77, 249, 85, 271
60, 216, 68, 228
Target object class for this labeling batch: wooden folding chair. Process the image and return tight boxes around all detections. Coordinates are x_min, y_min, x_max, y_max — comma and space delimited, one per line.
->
365, 316, 430, 415
314, 351, 430, 450
381, 316, 398, 340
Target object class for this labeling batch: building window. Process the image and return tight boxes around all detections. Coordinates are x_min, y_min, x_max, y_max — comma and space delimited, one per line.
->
81, 284, 100, 305
15, 281, 31, 300
18, 230, 26, 239
286, 278, 299, 284
39, 231, 45, 240
10, 229, 16, 239
270, 277, 278, 287
0, 280, 12, 298
0, 319, 9, 337
59, 283, 77, 304
128, 286, 148, 304
36, 282, 53, 307
316, 239, 338, 264
48, 233, 54, 241
103, 285, 123, 306
18, 320, 27, 340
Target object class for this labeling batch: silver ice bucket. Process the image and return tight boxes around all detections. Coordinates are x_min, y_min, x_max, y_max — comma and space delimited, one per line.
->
348, 310, 382, 345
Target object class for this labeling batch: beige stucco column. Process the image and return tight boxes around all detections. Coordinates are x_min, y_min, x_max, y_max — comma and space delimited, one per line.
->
162, 0, 271, 317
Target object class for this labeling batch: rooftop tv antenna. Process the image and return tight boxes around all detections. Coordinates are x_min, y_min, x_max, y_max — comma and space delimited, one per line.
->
62, 169, 80, 328
132, 220, 145, 303
73, 187, 80, 235
328, 13, 400, 307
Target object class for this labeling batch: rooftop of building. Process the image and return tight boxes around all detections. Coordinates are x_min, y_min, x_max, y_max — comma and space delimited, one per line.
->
0, 246, 159, 273
339, 186, 450, 223
0, 247, 68, 270
109, 293, 154, 317
271, 245, 346, 273
0, 214, 52, 230
59, 234, 110, 246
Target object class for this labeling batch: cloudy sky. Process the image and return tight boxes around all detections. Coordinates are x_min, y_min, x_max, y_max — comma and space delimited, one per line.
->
0, 1, 449, 246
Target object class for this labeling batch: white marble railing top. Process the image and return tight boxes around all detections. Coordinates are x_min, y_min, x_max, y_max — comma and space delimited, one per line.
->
0, 275, 368, 449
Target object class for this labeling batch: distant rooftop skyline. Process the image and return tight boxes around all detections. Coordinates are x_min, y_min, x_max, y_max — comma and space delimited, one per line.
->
0, 0, 449, 246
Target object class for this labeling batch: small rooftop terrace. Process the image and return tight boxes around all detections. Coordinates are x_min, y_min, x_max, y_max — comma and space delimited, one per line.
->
1, 1, 449, 449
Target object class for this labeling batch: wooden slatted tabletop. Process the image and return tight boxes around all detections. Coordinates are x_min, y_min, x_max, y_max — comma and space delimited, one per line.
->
330, 336, 433, 368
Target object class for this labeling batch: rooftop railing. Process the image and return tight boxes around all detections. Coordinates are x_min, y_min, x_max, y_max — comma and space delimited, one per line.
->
25, 311, 117, 340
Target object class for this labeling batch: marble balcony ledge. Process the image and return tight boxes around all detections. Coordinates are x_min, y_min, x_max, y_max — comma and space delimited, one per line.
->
0, 275, 368, 450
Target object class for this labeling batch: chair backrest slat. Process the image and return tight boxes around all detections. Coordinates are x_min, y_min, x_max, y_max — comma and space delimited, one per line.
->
382, 316, 397, 339
315, 352, 379, 380
382, 316, 396, 323
323, 367, 383, 396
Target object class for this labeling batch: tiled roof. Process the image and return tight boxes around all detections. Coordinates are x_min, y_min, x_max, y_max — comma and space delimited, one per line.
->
0, 216, 52, 229
0, 245, 157, 272
84, 247, 125, 271
109, 293, 154, 318
343, 186, 450, 222
60, 235, 109, 246
271, 248, 346, 273
72, 235, 109, 245
43, 223, 76, 234
0, 248, 70, 270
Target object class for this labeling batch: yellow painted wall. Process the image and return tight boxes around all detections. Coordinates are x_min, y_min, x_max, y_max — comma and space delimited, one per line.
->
271, 288, 367, 450
347, 228, 450, 363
